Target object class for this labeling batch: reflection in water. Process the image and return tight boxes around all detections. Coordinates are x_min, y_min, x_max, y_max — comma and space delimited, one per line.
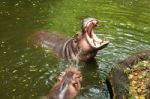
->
0, 0, 150, 99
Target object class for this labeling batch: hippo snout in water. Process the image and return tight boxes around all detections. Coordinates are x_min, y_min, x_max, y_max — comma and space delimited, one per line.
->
47, 66, 82, 99
27, 18, 109, 61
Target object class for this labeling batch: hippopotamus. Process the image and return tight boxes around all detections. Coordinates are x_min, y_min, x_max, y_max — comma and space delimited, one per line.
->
47, 66, 82, 99
27, 18, 109, 61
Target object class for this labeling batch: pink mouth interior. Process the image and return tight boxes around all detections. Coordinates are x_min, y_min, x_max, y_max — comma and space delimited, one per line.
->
84, 20, 109, 48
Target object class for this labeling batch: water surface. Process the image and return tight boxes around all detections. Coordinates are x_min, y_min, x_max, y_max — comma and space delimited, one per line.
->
0, 0, 150, 99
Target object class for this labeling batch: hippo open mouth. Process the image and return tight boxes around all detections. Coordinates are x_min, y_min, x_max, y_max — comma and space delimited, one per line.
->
83, 18, 109, 49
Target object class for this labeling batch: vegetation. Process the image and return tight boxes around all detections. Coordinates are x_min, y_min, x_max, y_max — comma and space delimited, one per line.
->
125, 60, 150, 99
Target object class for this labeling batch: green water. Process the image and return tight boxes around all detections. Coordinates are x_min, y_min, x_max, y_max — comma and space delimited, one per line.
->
0, 0, 150, 99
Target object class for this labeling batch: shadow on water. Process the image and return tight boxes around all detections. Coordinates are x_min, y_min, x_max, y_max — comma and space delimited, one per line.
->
81, 59, 99, 86
0, 0, 150, 99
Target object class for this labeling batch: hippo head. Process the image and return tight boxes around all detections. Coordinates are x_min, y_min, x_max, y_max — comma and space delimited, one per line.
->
73, 18, 109, 61
48, 66, 82, 99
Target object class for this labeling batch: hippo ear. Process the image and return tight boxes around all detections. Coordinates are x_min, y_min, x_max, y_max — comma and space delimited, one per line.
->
73, 32, 82, 42
73, 32, 82, 38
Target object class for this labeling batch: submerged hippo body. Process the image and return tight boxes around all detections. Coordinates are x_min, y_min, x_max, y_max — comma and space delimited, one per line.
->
47, 66, 82, 99
27, 18, 109, 61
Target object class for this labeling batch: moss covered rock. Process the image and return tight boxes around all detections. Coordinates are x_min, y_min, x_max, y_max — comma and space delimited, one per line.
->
108, 49, 150, 99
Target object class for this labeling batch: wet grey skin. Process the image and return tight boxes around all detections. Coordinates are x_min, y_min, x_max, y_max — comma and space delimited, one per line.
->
27, 18, 109, 61
47, 66, 82, 99
48, 73, 73, 99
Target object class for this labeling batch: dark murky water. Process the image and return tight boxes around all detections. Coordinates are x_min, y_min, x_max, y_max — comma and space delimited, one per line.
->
0, 0, 150, 99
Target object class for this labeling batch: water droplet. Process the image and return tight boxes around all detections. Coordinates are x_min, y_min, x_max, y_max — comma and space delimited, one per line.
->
14, 50, 18, 53
50, 10, 53, 14
16, 17, 20, 20
31, 94, 35, 96
7, 47, 10, 50
22, 79, 26, 82
6, 12, 10, 16
14, 76, 18, 79
36, 20, 40, 23
25, 84, 28, 87
0, 44, 4, 48
45, 63, 49, 67
24, 59, 28, 63
28, 77, 31, 80
12, 89, 16, 92
17, 61, 24, 65
45, 80, 49, 85
48, 76, 53, 81
120, 23, 125, 26
1, 41, 5, 44
39, 76, 44, 79
21, 55, 24, 58
15, 3, 19, 6
32, 3, 36, 7
39, 69, 42, 72
127, 23, 132, 26
25, 47, 30, 50
143, 27, 148, 30
29, 69, 36, 72
12, 70, 18, 73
